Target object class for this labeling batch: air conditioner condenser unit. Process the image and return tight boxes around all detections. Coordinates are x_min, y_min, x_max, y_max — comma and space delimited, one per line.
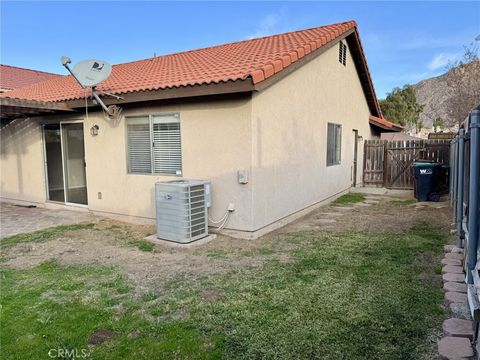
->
155, 180, 211, 243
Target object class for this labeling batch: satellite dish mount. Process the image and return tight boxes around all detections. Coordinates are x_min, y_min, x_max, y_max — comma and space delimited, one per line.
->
61, 56, 122, 122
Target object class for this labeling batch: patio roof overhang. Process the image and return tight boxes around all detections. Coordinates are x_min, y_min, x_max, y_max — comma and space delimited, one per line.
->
0, 97, 74, 121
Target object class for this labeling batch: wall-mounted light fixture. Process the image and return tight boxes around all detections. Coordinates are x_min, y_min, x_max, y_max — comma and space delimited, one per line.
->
90, 124, 99, 136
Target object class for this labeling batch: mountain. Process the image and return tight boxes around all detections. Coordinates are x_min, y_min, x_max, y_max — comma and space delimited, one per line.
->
413, 60, 480, 128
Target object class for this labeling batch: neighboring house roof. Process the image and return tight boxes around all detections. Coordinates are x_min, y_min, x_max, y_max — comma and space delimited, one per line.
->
380, 132, 417, 141
0, 64, 61, 91
369, 115, 403, 132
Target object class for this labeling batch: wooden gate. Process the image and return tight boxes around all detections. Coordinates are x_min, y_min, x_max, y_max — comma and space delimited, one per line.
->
363, 140, 385, 186
363, 139, 451, 189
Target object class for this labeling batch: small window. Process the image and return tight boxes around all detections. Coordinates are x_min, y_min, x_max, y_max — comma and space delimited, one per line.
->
338, 41, 347, 66
126, 114, 182, 175
327, 123, 342, 166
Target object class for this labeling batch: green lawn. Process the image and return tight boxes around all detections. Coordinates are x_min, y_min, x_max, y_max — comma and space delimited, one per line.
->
0, 223, 446, 359
332, 193, 366, 205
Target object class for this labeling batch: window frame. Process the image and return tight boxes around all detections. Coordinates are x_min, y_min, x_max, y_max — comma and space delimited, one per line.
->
326, 122, 342, 166
125, 113, 183, 176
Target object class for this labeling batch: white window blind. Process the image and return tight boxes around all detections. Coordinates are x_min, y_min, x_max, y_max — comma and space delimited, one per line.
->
126, 114, 182, 175
152, 114, 182, 175
327, 123, 342, 166
126, 116, 152, 174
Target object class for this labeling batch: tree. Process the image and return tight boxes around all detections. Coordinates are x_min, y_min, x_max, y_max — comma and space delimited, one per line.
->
445, 38, 480, 126
379, 85, 424, 132
433, 117, 445, 133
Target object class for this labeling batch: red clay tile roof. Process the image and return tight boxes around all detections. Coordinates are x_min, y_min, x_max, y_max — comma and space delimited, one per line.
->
1, 21, 357, 102
369, 115, 403, 131
0, 64, 61, 91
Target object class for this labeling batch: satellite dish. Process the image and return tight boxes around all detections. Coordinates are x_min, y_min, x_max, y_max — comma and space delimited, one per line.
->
71, 59, 112, 87
61, 56, 122, 123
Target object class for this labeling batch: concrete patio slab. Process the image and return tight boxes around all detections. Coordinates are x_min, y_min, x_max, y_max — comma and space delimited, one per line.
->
144, 234, 217, 248
0, 202, 97, 238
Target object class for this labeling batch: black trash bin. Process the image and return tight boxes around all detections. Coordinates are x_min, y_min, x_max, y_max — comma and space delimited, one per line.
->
413, 162, 441, 201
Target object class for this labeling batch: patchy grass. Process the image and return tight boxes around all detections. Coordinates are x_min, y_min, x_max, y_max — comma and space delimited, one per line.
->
102, 224, 155, 252
0, 223, 95, 250
131, 239, 155, 252
0, 261, 220, 360
1, 222, 446, 359
332, 193, 366, 205
205, 249, 229, 259
391, 199, 417, 206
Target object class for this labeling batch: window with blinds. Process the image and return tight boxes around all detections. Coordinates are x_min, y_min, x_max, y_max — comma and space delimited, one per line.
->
126, 114, 182, 175
327, 123, 342, 166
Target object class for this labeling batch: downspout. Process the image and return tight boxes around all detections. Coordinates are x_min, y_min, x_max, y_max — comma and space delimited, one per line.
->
467, 108, 480, 284
456, 128, 465, 248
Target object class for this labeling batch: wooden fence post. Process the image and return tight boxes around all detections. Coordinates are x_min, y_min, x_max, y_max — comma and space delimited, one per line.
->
362, 140, 367, 185
383, 141, 388, 187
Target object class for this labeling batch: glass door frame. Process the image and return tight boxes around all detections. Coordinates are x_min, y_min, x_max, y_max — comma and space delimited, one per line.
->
42, 120, 88, 208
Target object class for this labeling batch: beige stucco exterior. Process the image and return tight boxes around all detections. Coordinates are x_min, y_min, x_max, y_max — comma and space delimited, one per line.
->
1, 37, 378, 236
249, 39, 374, 231
1, 96, 255, 231
1, 119, 45, 204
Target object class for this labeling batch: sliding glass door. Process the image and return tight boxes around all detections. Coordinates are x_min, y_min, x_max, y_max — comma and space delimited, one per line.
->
62, 123, 87, 204
44, 124, 65, 202
44, 123, 87, 205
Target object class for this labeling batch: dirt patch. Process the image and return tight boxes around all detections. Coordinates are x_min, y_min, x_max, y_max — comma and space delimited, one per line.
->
2, 191, 452, 296
200, 288, 224, 301
2, 219, 273, 295
88, 329, 116, 345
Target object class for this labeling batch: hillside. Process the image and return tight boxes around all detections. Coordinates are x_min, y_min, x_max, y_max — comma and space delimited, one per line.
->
413, 60, 480, 128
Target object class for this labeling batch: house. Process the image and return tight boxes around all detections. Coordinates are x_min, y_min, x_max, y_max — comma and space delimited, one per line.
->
380, 132, 417, 141
0, 64, 61, 93
0, 20, 401, 239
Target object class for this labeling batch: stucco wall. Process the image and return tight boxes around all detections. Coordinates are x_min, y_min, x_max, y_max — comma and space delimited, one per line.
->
250, 39, 373, 230
0, 96, 255, 231
82, 97, 254, 230
0, 119, 46, 204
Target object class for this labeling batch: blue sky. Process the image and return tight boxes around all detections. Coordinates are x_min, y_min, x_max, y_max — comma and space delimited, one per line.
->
1, 1, 479, 98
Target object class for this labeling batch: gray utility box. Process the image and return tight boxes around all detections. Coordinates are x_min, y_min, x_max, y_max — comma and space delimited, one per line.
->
155, 180, 211, 243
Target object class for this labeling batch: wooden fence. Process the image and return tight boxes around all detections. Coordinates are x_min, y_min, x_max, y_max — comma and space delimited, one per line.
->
363, 139, 451, 189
